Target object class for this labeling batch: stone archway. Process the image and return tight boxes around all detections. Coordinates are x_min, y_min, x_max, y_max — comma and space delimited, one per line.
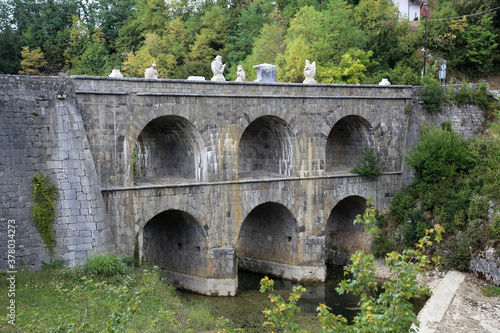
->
326, 196, 369, 265
325, 115, 376, 173
238, 116, 295, 178
141, 209, 208, 277
237, 202, 298, 265
134, 115, 205, 184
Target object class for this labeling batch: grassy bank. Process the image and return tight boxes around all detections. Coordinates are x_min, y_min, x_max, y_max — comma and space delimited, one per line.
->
0, 255, 322, 332
0, 257, 231, 332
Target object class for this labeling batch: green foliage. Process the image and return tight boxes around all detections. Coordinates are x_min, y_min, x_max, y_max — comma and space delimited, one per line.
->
260, 276, 306, 332
0, 262, 235, 331
31, 172, 58, 254
317, 203, 443, 332
421, 75, 444, 113
438, 233, 471, 272
474, 81, 489, 110
83, 253, 127, 277
371, 234, 394, 258
401, 209, 432, 249
41, 259, 64, 270
456, 81, 474, 106
390, 186, 416, 226
350, 146, 382, 179
20, 46, 47, 75
491, 211, 500, 239
405, 124, 472, 183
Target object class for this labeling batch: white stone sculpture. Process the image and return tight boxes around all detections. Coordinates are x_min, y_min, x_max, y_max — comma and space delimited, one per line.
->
235, 65, 246, 82
379, 78, 391, 85
109, 69, 123, 78
145, 61, 158, 79
211, 55, 226, 81
303, 59, 316, 84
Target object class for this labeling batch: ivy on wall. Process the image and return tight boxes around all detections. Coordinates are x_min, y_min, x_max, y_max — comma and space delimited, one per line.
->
31, 172, 58, 254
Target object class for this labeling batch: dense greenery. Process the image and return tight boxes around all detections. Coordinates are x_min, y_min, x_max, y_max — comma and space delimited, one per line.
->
0, 0, 498, 81
382, 98, 500, 271
31, 172, 58, 254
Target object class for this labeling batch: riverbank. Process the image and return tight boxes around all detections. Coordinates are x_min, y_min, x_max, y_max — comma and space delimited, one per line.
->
374, 259, 500, 332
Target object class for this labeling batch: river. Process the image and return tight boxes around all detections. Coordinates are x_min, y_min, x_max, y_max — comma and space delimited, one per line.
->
179, 265, 428, 331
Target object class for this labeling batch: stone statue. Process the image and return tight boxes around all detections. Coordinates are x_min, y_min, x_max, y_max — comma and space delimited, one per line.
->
303, 59, 316, 84
211, 55, 226, 81
145, 61, 158, 79
235, 65, 245, 82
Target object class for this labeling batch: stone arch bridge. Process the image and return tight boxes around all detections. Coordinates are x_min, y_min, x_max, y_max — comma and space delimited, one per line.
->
74, 76, 412, 296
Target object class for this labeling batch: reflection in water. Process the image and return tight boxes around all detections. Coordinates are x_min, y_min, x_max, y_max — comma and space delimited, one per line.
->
238, 265, 366, 322
179, 265, 427, 330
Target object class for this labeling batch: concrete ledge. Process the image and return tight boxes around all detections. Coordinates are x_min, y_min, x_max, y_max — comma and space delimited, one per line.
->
413, 271, 465, 332
163, 270, 238, 296
239, 257, 326, 282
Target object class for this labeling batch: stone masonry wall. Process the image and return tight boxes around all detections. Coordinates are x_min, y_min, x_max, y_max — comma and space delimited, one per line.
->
0, 75, 113, 270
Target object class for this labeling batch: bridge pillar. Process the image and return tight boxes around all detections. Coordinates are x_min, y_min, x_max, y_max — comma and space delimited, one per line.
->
239, 236, 326, 283
163, 247, 238, 296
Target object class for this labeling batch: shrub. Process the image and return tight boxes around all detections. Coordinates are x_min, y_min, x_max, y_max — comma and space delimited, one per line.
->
474, 81, 489, 110
405, 124, 473, 184
456, 81, 474, 106
351, 146, 382, 179
83, 253, 126, 276
389, 186, 416, 226
439, 234, 471, 272
421, 75, 444, 113
371, 234, 394, 258
401, 209, 431, 249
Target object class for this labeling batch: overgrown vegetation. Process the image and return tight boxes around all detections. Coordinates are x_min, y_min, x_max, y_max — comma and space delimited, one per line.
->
377, 94, 500, 271
350, 146, 382, 179
31, 172, 58, 254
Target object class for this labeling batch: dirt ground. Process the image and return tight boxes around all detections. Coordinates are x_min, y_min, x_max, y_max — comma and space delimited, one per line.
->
435, 273, 500, 333
374, 260, 500, 332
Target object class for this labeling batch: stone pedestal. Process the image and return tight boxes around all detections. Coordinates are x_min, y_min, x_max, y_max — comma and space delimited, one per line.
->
253, 63, 278, 83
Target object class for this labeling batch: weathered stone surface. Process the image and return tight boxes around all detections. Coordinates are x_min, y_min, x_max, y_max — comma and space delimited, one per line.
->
470, 247, 500, 286
0, 75, 113, 270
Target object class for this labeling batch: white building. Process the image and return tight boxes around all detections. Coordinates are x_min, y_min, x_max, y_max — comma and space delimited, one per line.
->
393, 0, 427, 21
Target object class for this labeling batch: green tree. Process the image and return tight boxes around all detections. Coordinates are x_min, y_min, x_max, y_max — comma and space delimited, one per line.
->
19, 46, 47, 75
328, 48, 374, 84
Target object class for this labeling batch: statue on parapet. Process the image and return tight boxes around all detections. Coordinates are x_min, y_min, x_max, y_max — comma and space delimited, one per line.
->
235, 65, 246, 82
145, 61, 158, 79
303, 59, 316, 84
211, 55, 226, 81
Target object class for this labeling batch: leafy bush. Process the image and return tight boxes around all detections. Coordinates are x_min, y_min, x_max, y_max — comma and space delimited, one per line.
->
389, 186, 416, 226
401, 209, 431, 249
438, 234, 471, 272
490, 211, 500, 239
456, 81, 474, 106
474, 81, 489, 110
83, 253, 127, 277
371, 234, 394, 258
405, 124, 473, 184
421, 75, 444, 113
351, 146, 382, 179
